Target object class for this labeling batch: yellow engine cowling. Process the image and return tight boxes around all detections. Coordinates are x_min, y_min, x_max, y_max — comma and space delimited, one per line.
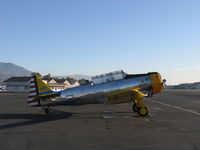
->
149, 73, 164, 94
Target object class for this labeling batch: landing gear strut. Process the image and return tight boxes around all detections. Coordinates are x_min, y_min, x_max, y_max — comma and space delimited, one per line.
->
132, 99, 148, 117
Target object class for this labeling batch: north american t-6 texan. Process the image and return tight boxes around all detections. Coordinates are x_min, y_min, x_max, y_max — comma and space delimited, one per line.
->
28, 70, 165, 116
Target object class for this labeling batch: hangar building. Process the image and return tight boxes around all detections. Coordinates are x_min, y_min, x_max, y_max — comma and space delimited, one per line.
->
3, 77, 31, 92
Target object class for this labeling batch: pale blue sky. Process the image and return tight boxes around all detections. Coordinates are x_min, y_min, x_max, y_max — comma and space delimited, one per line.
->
0, 0, 200, 84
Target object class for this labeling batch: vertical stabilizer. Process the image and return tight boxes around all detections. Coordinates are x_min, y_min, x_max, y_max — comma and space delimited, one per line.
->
27, 75, 57, 107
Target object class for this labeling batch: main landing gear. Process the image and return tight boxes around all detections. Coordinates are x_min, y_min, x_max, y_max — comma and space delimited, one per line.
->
132, 99, 149, 117
42, 106, 50, 114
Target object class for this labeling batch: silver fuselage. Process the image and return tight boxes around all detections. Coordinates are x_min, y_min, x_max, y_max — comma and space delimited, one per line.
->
42, 74, 152, 106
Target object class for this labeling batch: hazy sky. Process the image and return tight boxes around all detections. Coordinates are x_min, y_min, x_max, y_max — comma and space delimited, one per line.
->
0, 0, 200, 85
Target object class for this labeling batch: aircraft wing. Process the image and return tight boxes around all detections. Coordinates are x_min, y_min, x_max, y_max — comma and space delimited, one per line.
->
107, 89, 146, 104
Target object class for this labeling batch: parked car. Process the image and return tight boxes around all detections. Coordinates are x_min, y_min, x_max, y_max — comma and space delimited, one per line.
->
0, 86, 6, 92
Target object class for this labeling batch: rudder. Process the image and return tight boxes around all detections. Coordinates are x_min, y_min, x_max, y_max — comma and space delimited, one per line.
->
27, 75, 57, 107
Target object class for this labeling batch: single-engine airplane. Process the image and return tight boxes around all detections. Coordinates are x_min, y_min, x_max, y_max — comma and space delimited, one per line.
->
28, 70, 165, 116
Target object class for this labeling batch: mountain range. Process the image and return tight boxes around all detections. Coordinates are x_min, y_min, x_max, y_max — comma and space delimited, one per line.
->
0, 62, 32, 80
0, 62, 91, 81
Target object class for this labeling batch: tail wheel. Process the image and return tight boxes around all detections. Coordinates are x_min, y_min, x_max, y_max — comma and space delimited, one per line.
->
42, 107, 50, 114
44, 108, 50, 114
138, 107, 148, 117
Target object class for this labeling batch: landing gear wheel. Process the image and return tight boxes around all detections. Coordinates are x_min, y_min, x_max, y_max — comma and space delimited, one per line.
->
132, 103, 138, 112
44, 108, 50, 114
43, 107, 50, 114
137, 107, 148, 117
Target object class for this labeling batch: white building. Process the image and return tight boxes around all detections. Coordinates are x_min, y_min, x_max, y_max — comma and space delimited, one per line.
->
3, 76, 81, 93
3, 77, 31, 92
42, 78, 80, 91
71, 81, 80, 87
194, 82, 200, 89
46, 78, 67, 91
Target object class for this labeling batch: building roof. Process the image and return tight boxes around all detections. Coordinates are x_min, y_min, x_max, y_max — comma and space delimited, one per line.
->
67, 78, 76, 85
54, 78, 67, 83
47, 78, 77, 84
3, 77, 32, 82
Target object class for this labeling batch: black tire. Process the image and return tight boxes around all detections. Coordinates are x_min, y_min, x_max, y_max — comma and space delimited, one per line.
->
44, 108, 49, 114
137, 107, 148, 117
132, 103, 138, 112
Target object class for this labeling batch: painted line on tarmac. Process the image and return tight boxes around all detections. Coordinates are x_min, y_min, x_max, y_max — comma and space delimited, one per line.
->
146, 99, 200, 116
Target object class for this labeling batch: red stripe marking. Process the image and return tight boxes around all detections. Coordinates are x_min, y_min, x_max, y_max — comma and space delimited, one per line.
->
28, 95, 37, 98
30, 86, 35, 88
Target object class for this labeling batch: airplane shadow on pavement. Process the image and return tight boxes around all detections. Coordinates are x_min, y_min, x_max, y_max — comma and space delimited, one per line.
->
0, 110, 140, 130
0, 110, 72, 130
